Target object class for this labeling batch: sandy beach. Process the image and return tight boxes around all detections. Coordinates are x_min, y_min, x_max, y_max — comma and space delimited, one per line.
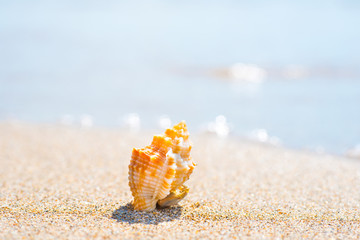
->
0, 122, 359, 239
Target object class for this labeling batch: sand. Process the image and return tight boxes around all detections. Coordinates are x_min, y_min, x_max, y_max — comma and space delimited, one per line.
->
0, 122, 359, 239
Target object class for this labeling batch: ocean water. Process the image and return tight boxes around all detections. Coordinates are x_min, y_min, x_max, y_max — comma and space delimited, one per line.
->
1, 0, 360, 154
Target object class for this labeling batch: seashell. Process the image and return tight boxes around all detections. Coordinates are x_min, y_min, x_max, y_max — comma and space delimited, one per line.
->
128, 121, 196, 211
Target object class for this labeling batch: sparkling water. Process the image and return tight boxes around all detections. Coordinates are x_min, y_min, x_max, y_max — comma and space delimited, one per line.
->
1, 0, 360, 154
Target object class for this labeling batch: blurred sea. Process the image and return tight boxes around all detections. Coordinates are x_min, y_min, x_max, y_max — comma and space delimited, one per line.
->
1, 0, 360, 155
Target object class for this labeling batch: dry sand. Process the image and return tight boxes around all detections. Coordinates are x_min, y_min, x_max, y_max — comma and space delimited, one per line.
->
0, 122, 359, 239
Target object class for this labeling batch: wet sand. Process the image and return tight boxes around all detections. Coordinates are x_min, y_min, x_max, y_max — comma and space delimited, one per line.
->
1, 123, 359, 239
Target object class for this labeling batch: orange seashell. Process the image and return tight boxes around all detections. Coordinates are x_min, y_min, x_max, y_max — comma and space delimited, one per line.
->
128, 121, 196, 211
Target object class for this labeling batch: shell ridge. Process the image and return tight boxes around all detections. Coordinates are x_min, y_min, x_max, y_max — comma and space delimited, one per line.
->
150, 145, 175, 201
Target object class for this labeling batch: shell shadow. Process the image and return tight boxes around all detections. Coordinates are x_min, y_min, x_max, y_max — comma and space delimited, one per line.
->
111, 203, 183, 225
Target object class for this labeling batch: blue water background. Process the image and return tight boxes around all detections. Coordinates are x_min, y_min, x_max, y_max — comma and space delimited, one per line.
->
1, 0, 360, 154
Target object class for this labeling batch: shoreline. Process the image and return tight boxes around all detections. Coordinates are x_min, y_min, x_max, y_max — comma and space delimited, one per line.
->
1, 122, 359, 239
0, 120, 354, 158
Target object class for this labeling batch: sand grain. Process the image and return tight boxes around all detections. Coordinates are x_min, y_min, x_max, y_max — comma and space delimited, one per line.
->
0, 123, 359, 239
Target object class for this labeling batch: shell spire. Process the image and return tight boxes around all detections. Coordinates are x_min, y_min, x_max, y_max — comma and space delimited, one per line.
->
128, 121, 196, 211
